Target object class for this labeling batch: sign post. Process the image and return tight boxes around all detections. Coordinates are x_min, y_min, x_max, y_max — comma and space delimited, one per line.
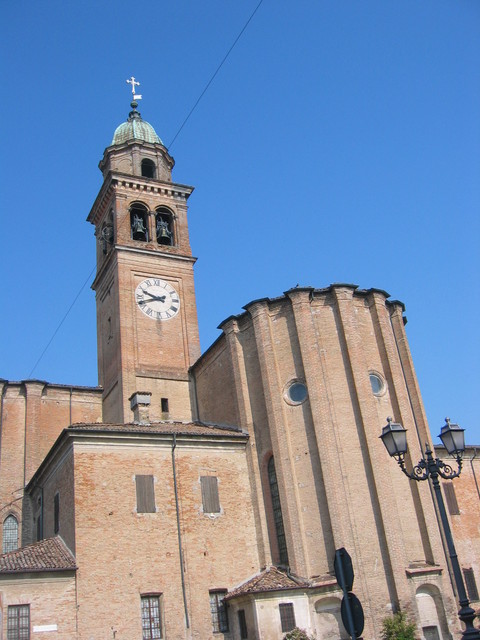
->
334, 548, 365, 639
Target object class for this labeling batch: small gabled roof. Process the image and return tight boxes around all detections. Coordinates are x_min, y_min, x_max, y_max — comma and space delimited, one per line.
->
0, 537, 76, 574
226, 566, 309, 600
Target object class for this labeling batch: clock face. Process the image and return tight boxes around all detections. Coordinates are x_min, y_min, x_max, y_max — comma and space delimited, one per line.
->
135, 278, 180, 320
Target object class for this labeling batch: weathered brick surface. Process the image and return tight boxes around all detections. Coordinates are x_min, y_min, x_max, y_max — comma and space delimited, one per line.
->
193, 285, 465, 638
0, 573, 77, 639
0, 382, 101, 549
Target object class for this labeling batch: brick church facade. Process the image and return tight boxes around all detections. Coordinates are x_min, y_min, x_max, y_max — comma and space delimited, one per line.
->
0, 98, 478, 640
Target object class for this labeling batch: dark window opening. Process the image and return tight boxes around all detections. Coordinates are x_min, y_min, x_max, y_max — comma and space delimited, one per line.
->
136, 475, 156, 513
54, 493, 60, 534
279, 603, 296, 633
443, 482, 460, 515
131, 205, 149, 242
141, 159, 156, 179
7, 604, 30, 640
201, 476, 220, 514
238, 609, 248, 638
141, 595, 162, 639
209, 590, 229, 633
156, 209, 174, 246
2, 514, 19, 553
463, 568, 479, 601
268, 456, 289, 565
161, 398, 169, 414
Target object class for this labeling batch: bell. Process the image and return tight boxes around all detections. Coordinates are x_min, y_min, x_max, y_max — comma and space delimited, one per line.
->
132, 215, 147, 241
156, 220, 172, 245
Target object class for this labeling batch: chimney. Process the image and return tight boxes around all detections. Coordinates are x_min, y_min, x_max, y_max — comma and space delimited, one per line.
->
129, 392, 152, 424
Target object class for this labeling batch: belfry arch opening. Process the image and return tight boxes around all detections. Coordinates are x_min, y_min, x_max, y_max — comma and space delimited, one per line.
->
156, 208, 174, 246
130, 203, 149, 242
141, 158, 156, 179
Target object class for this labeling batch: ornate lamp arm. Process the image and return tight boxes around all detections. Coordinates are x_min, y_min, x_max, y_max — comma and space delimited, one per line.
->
394, 447, 462, 482
437, 456, 463, 480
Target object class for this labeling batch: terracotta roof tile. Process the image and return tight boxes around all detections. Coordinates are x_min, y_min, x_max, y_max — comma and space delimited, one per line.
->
226, 566, 309, 599
69, 421, 246, 438
0, 537, 76, 574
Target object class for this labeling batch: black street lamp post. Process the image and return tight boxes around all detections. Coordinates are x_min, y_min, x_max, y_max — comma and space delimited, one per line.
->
380, 417, 480, 640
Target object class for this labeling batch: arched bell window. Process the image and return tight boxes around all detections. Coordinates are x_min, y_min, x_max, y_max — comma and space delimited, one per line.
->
130, 203, 149, 242
155, 208, 174, 246
2, 514, 19, 553
141, 158, 156, 179
267, 456, 289, 566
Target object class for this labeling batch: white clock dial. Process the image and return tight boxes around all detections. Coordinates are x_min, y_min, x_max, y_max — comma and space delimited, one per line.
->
135, 278, 180, 320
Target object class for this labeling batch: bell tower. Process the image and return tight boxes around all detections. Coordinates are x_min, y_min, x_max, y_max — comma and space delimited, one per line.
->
88, 86, 200, 423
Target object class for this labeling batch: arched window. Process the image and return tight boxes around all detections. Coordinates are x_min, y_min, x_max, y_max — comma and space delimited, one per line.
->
2, 514, 18, 553
155, 208, 174, 246
141, 158, 156, 179
130, 204, 149, 242
268, 456, 289, 565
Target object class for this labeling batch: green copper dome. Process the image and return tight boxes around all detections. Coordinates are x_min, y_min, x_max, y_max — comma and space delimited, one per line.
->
112, 102, 162, 146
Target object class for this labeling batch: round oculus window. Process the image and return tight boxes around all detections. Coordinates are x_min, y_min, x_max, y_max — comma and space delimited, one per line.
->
285, 381, 308, 405
369, 373, 384, 395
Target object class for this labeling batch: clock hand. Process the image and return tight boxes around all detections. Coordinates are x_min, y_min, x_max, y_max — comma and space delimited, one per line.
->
141, 292, 166, 302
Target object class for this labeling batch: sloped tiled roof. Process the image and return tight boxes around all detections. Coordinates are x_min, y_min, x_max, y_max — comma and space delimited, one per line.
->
226, 566, 310, 600
0, 537, 76, 574
69, 421, 246, 437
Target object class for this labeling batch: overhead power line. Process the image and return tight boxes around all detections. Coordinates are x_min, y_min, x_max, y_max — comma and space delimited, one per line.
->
167, 0, 265, 149
27, 1, 264, 378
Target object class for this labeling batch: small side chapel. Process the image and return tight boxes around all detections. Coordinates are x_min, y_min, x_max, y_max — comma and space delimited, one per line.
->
0, 86, 478, 640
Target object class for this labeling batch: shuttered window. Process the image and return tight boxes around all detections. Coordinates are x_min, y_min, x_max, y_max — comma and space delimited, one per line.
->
7, 605, 30, 640
279, 603, 296, 633
136, 475, 156, 513
141, 595, 162, 639
201, 476, 220, 514
209, 590, 229, 632
463, 568, 479, 601
443, 483, 460, 515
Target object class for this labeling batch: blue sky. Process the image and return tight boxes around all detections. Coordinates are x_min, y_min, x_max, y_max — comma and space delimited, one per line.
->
1, 1, 479, 444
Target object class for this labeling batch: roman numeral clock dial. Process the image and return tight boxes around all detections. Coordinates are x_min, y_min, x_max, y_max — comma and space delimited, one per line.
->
135, 278, 180, 320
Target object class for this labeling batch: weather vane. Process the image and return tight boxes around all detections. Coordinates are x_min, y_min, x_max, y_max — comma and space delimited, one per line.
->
126, 76, 142, 101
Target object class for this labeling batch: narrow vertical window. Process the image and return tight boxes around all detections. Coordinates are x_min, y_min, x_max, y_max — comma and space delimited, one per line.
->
463, 568, 479, 601
141, 595, 162, 639
3, 514, 19, 553
268, 456, 289, 565
279, 603, 296, 633
209, 590, 229, 632
443, 483, 460, 515
201, 476, 220, 514
161, 398, 169, 414
7, 604, 30, 640
54, 493, 60, 534
238, 609, 248, 638
136, 475, 156, 513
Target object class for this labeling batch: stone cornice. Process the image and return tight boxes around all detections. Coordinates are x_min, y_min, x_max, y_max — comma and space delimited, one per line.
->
87, 172, 194, 225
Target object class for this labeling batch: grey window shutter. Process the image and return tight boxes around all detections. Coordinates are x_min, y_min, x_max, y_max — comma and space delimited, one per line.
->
201, 476, 220, 513
443, 483, 460, 515
136, 475, 155, 513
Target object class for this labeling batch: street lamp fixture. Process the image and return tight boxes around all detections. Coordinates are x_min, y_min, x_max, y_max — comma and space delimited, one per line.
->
380, 417, 479, 640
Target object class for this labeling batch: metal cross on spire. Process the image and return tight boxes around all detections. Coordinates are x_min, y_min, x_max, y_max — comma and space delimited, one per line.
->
126, 76, 142, 101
